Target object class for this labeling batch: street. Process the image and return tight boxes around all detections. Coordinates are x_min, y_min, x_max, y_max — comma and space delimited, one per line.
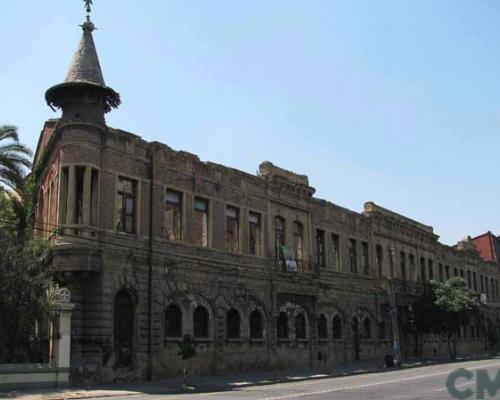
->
99, 358, 500, 400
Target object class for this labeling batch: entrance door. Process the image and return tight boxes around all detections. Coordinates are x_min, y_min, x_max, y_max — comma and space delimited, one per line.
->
114, 291, 134, 367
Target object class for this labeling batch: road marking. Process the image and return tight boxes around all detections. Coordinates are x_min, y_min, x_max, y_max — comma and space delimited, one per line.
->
157, 359, 500, 400
259, 361, 500, 400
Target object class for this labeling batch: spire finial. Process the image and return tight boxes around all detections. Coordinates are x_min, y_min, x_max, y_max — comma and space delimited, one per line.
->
84, 0, 93, 21
81, 0, 96, 32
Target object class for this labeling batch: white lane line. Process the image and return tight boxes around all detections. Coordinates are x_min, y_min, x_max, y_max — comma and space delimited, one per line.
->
259, 361, 500, 400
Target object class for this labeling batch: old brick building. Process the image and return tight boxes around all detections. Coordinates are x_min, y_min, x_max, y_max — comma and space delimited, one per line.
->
34, 13, 500, 383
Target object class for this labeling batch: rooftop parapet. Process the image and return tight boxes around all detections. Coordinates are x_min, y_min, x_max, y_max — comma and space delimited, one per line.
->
363, 201, 434, 234
258, 161, 309, 186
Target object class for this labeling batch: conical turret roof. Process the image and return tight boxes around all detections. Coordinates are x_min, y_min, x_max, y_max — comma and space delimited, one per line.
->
45, 18, 120, 114
65, 20, 105, 86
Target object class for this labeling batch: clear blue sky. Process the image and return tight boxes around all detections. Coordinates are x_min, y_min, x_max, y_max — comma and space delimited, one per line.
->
1, 0, 499, 245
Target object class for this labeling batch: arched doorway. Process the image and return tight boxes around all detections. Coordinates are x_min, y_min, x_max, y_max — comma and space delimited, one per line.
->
114, 290, 134, 367
351, 317, 360, 360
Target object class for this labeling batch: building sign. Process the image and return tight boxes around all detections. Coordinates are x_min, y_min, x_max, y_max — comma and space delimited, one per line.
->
281, 245, 297, 272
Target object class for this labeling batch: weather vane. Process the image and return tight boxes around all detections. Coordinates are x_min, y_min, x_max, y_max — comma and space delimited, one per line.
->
84, 0, 93, 18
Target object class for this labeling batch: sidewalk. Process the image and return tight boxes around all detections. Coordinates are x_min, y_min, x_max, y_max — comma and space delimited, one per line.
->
0, 355, 492, 400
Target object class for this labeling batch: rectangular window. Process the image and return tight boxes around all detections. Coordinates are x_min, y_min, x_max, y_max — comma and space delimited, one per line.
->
445, 265, 450, 280
316, 229, 325, 267
362, 241, 369, 275
428, 259, 434, 280
438, 263, 444, 281
467, 271, 472, 288
116, 177, 136, 234
225, 205, 239, 252
164, 189, 182, 241
194, 197, 209, 247
409, 254, 416, 281
249, 212, 262, 256
420, 257, 426, 282
400, 252, 407, 281
376, 245, 383, 277
90, 168, 99, 226
480, 275, 484, 293
460, 269, 465, 279
349, 238, 357, 274
275, 217, 285, 259
473, 272, 477, 291
74, 166, 85, 224
454, 267, 458, 277
332, 234, 341, 270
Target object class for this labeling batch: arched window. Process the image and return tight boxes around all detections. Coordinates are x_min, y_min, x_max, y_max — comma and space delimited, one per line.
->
250, 310, 263, 339
293, 221, 304, 261
363, 317, 371, 339
332, 315, 343, 339
317, 314, 327, 339
226, 309, 241, 339
277, 312, 289, 339
114, 290, 134, 367
275, 217, 286, 259
165, 304, 182, 337
295, 313, 307, 339
193, 306, 209, 338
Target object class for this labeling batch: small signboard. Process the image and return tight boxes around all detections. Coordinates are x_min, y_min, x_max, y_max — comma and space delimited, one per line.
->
281, 245, 297, 272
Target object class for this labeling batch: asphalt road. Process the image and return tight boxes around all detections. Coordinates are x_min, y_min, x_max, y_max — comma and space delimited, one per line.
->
101, 358, 500, 400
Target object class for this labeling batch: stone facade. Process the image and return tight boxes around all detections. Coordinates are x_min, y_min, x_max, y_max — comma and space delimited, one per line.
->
33, 12, 500, 384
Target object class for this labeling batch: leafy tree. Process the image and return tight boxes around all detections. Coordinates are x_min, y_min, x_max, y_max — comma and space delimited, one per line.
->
0, 240, 54, 363
413, 277, 478, 359
0, 125, 56, 363
177, 334, 196, 388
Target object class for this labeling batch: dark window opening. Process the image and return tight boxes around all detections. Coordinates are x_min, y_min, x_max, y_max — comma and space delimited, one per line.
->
332, 315, 343, 339
438, 263, 444, 281
363, 317, 371, 339
362, 241, 369, 275
316, 229, 325, 267
400, 252, 407, 281
428, 260, 434, 280
376, 245, 383, 277
165, 304, 182, 338
277, 312, 288, 339
349, 239, 357, 274
332, 234, 341, 270
317, 314, 327, 339
74, 166, 85, 224
193, 306, 209, 338
226, 309, 241, 339
295, 313, 307, 339
420, 257, 426, 282
114, 291, 134, 367
249, 310, 263, 339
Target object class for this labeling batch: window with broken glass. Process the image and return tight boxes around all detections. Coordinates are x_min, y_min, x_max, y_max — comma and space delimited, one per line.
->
116, 177, 136, 234
164, 189, 182, 241
225, 206, 239, 253
194, 197, 209, 247
249, 212, 262, 256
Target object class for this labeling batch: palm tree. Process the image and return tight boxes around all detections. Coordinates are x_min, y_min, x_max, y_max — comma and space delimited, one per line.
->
0, 125, 33, 242
0, 125, 32, 191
